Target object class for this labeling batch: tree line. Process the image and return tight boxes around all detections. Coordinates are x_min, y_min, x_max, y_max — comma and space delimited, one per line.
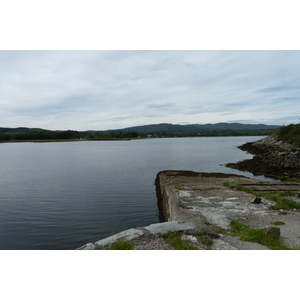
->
0, 129, 140, 141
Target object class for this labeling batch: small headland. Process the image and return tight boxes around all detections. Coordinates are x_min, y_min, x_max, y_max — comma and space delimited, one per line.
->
226, 134, 300, 181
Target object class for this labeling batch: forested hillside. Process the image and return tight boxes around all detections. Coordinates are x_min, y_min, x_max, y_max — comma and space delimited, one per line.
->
88, 122, 280, 138
118, 122, 280, 133
0, 128, 82, 141
0, 122, 281, 141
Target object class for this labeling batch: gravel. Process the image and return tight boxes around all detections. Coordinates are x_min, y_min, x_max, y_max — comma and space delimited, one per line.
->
131, 233, 175, 250
95, 233, 176, 250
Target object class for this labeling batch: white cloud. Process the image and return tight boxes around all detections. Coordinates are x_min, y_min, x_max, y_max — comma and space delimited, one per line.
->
1, 50, 300, 130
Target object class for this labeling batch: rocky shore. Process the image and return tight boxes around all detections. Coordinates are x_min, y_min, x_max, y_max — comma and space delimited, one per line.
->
226, 135, 300, 181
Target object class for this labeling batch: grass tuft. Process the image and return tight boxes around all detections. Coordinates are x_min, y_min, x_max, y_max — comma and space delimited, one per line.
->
272, 221, 285, 226
162, 231, 199, 250
229, 220, 290, 250
108, 240, 134, 250
224, 182, 300, 210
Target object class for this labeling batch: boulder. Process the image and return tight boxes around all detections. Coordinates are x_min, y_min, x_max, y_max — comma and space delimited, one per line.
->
181, 235, 198, 243
144, 221, 199, 235
94, 228, 144, 247
262, 227, 280, 239
77, 243, 96, 250
249, 196, 262, 204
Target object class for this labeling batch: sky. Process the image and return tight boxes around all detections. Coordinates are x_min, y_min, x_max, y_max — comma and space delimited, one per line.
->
1, 1, 300, 132
1, 50, 300, 131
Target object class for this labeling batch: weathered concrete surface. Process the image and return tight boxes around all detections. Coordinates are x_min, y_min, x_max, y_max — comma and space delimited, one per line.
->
144, 221, 198, 235
155, 170, 300, 250
78, 170, 300, 250
94, 228, 144, 248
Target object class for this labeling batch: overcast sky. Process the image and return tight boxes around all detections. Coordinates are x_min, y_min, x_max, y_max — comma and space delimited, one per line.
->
1, 50, 299, 131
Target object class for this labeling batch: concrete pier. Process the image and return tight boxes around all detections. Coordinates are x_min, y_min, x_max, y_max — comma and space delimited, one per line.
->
155, 170, 300, 249
78, 170, 300, 250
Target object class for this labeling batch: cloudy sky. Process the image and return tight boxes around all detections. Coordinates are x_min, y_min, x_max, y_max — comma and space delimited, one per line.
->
1, 50, 300, 131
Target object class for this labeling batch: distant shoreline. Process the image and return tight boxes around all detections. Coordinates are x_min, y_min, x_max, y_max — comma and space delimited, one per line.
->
0, 138, 134, 143
0, 135, 271, 144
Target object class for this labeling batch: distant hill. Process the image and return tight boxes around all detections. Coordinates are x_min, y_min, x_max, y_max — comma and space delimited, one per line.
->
115, 122, 281, 133
85, 122, 281, 138
1, 123, 281, 135
0, 127, 46, 133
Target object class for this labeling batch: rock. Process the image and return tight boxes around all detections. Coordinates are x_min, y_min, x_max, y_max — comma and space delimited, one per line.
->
77, 243, 96, 250
78, 221, 200, 250
262, 227, 280, 239
144, 221, 199, 235
230, 135, 300, 178
94, 228, 144, 247
249, 196, 262, 204
181, 235, 198, 243
211, 239, 238, 250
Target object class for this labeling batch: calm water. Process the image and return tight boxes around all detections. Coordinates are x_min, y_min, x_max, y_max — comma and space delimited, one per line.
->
0, 136, 272, 250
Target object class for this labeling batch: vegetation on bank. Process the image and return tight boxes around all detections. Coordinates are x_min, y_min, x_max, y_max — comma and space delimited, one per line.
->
0, 128, 140, 142
275, 123, 300, 147
206, 219, 291, 249
223, 182, 300, 210
161, 231, 199, 250
229, 220, 290, 250
0, 129, 81, 141
161, 230, 213, 250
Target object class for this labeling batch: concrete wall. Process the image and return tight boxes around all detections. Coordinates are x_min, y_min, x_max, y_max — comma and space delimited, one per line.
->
155, 170, 202, 224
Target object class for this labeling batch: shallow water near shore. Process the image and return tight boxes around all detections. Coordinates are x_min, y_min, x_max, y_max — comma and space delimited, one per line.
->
0, 136, 273, 250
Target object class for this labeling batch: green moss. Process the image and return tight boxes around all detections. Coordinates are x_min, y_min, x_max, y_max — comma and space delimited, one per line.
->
175, 184, 184, 190
272, 221, 285, 226
174, 184, 184, 193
